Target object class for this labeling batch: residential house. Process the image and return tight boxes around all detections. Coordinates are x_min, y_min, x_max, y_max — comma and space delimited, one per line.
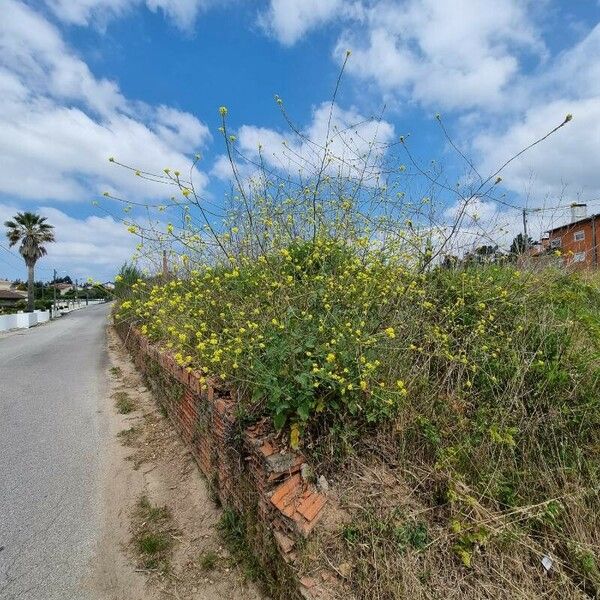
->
0, 279, 27, 307
546, 205, 599, 269
51, 282, 75, 296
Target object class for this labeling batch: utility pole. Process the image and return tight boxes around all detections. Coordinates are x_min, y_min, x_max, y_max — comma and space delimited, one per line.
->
522, 208, 529, 253
163, 250, 168, 279
53, 269, 57, 318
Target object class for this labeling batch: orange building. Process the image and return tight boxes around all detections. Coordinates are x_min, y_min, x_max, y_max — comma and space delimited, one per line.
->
546, 213, 600, 269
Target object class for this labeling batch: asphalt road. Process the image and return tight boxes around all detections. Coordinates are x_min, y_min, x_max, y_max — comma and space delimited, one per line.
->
0, 303, 111, 600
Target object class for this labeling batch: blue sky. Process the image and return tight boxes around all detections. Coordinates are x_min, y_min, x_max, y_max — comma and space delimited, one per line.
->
1, 0, 599, 282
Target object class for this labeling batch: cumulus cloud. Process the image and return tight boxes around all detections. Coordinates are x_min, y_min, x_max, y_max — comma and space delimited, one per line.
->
259, 0, 365, 46
260, 0, 544, 111
336, 0, 545, 111
214, 102, 395, 183
473, 24, 600, 205
0, 202, 136, 281
0, 0, 210, 204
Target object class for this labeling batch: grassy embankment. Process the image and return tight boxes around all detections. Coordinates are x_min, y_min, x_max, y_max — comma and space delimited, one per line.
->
116, 242, 600, 599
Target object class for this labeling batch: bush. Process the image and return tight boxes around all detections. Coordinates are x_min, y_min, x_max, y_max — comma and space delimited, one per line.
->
116, 248, 600, 484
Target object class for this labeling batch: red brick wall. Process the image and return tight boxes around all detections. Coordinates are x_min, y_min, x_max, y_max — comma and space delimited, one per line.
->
548, 218, 600, 269
115, 322, 327, 599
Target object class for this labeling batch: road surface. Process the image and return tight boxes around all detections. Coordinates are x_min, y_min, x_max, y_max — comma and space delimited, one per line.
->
0, 303, 111, 600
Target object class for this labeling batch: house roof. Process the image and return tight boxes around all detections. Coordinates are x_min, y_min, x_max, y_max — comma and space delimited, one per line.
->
0, 289, 26, 300
546, 214, 600, 235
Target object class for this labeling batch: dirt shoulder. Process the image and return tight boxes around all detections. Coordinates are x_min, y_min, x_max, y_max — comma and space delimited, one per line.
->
88, 324, 264, 600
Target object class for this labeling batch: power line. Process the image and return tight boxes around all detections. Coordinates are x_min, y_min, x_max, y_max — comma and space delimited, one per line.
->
0, 243, 65, 278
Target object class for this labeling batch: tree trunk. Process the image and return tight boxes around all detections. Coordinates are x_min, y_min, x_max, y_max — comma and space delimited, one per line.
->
27, 264, 35, 312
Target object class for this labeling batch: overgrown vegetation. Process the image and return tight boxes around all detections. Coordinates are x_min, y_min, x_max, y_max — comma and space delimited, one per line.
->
114, 262, 144, 299
111, 64, 597, 597
218, 508, 265, 582
113, 390, 135, 414
131, 495, 176, 573
218, 507, 301, 599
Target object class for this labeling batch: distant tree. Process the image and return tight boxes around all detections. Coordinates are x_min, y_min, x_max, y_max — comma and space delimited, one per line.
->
462, 244, 503, 266
4, 212, 55, 312
89, 284, 110, 299
53, 275, 72, 284
510, 233, 535, 255
114, 262, 143, 299
441, 254, 459, 269
475, 244, 498, 257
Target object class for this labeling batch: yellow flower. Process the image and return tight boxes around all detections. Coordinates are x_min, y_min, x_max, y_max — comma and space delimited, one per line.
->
384, 327, 396, 339
326, 353, 336, 363
290, 423, 300, 450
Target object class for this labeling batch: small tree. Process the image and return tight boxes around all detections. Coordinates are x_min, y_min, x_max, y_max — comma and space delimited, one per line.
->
4, 212, 55, 312
510, 233, 535, 256
114, 262, 143, 299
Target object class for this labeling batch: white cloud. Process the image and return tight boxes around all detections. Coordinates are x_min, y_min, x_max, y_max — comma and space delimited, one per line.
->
153, 106, 212, 153
0, 0, 210, 204
260, 0, 545, 111
45, 0, 219, 30
217, 102, 395, 183
474, 100, 600, 200
259, 0, 359, 46
473, 24, 600, 205
1, 0, 125, 116
336, 0, 545, 111
0, 202, 135, 281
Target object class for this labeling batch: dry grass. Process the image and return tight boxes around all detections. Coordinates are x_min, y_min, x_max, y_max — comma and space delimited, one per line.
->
310, 449, 596, 600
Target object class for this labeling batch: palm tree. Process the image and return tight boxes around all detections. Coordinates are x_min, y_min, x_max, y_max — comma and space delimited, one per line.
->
5, 212, 55, 312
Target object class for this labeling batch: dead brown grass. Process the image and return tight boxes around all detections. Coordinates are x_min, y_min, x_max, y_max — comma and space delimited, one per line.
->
305, 448, 594, 600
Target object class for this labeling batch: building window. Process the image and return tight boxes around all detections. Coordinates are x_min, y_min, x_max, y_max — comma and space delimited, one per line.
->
574, 230, 585, 242
550, 238, 561, 248
573, 252, 586, 263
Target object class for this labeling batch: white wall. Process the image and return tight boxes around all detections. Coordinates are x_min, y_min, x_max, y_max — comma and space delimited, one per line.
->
0, 302, 105, 332
0, 313, 19, 331
35, 310, 50, 323
15, 312, 38, 328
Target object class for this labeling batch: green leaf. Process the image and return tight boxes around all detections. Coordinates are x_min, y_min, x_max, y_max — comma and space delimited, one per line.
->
273, 412, 287, 430
296, 402, 311, 421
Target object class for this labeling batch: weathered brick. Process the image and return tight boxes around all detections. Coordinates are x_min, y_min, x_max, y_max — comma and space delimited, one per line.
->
297, 493, 327, 522
270, 474, 302, 509
117, 323, 328, 599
